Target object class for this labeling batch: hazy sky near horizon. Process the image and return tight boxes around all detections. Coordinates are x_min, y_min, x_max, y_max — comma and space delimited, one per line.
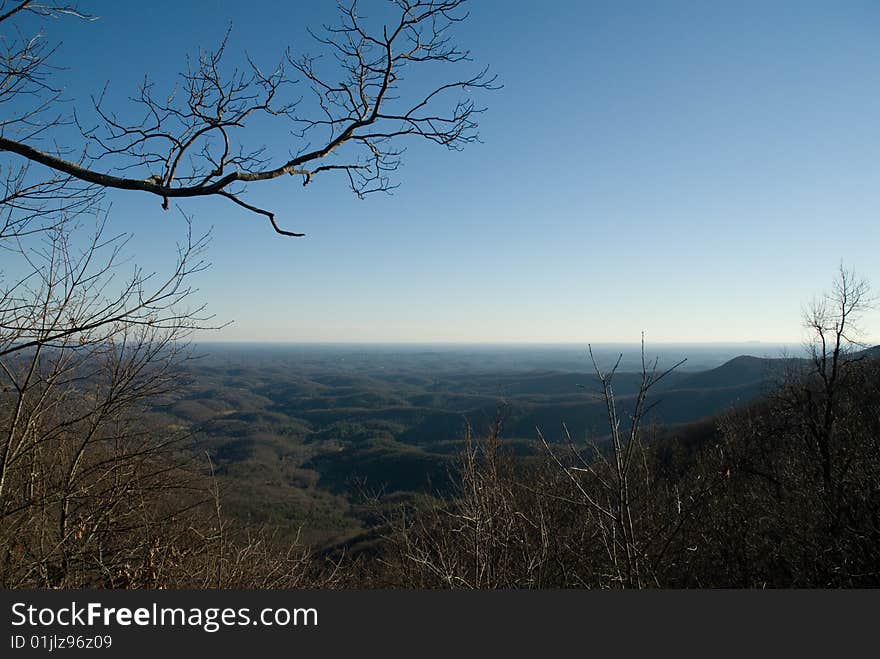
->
28, 1, 880, 343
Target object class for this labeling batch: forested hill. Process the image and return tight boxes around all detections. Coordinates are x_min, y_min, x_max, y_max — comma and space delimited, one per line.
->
147, 345, 836, 546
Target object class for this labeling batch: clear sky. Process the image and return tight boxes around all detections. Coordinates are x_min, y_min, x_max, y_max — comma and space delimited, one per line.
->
24, 0, 880, 344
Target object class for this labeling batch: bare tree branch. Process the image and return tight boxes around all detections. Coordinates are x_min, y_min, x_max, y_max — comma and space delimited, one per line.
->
0, 0, 498, 236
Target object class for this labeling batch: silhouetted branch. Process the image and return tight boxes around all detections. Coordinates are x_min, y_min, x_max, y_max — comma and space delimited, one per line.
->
0, 0, 498, 236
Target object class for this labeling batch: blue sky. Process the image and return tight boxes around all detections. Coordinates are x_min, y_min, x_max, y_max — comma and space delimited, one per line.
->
25, 0, 880, 343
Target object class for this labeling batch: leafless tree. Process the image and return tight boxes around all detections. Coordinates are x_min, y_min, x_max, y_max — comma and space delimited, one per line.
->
0, 1, 101, 240
537, 337, 693, 588
0, 213, 344, 588
685, 266, 880, 586
782, 264, 875, 532
0, 0, 497, 236
378, 339, 726, 589
378, 417, 561, 589
0, 210, 213, 586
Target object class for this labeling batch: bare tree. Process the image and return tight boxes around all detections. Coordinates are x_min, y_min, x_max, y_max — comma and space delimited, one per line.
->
379, 339, 725, 589
0, 213, 342, 588
0, 1, 101, 240
687, 266, 880, 587
0, 212, 215, 586
796, 264, 874, 525
537, 337, 692, 588
0, 0, 497, 236
379, 417, 560, 589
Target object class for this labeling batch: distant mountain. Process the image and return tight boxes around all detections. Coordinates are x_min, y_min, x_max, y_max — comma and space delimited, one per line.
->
855, 345, 880, 360
665, 346, 878, 395
668, 355, 790, 391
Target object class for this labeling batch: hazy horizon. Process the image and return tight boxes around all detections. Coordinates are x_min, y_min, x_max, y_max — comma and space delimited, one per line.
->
192, 339, 799, 348
189, 340, 811, 373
